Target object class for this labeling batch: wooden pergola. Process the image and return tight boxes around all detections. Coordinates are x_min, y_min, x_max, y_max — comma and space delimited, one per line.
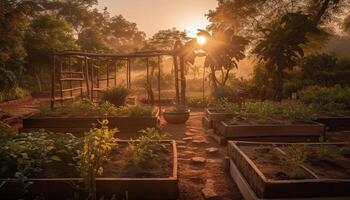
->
50, 45, 190, 113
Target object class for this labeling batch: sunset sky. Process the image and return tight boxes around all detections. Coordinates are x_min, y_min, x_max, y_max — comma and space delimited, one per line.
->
97, 0, 217, 38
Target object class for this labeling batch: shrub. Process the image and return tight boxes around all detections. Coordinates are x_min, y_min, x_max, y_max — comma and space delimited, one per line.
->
118, 105, 156, 116
102, 85, 130, 107
0, 86, 29, 102
187, 96, 208, 108
211, 85, 241, 103
299, 85, 350, 113
212, 97, 240, 113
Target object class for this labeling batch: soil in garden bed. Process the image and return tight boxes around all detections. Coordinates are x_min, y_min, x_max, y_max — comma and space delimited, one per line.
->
239, 143, 350, 181
281, 144, 350, 179
31, 143, 173, 179
239, 145, 314, 180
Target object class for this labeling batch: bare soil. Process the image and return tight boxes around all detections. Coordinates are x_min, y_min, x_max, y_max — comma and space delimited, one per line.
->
239, 143, 350, 181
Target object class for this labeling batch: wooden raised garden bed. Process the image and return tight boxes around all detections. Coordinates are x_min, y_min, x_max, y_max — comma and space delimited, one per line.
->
314, 113, 350, 131
21, 109, 160, 134
202, 109, 236, 129
216, 120, 325, 141
0, 140, 178, 200
227, 141, 350, 200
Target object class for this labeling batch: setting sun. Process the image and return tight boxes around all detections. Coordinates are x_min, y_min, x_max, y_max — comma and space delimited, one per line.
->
197, 35, 206, 45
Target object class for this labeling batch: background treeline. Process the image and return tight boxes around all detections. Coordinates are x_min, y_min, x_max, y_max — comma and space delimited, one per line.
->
0, 0, 158, 101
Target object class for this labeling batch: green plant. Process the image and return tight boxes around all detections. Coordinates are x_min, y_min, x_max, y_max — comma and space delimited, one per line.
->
0, 131, 80, 179
128, 128, 165, 167
339, 144, 350, 158
277, 144, 309, 178
102, 85, 130, 107
299, 85, 350, 114
187, 96, 208, 108
212, 97, 240, 113
165, 105, 189, 113
98, 101, 117, 117
118, 105, 156, 117
281, 102, 315, 122
76, 119, 117, 200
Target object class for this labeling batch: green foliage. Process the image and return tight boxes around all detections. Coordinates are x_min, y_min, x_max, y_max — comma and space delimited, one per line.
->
76, 119, 117, 200
224, 101, 315, 123
339, 144, 350, 158
127, 128, 164, 167
299, 85, 350, 113
200, 29, 249, 88
253, 12, 326, 100
165, 105, 189, 113
212, 97, 240, 113
0, 86, 29, 102
0, 67, 17, 91
118, 105, 156, 117
187, 96, 208, 108
145, 28, 188, 51
300, 54, 350, 87
0, 131, 80, 178
211, 85, 240, 102
102, 86, 130, 107
0, 0, 28, 78
277, 144, 309, 178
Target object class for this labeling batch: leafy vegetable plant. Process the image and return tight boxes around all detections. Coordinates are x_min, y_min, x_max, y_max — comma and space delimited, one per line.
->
127, 128, 165, 167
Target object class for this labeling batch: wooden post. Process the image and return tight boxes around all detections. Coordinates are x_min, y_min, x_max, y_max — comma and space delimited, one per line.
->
91, 59, 94, 101
50, 55, 56, 109
179, 56, 186, 105
80, 58, 83, 99
59, 57, 64, 105
202, 64, 205, 106
127, 59, 131, 88
126, 59, 129, 88
68, 56, 73, 98
114, 59, 117, 87
157, 56, 161, 114
173, 56, 180, 104
84, 56, 90, 99
106, 62, 109, 88
146, 57, 149, 101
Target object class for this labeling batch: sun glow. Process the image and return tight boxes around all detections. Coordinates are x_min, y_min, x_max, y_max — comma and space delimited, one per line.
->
196, 35, 207, 45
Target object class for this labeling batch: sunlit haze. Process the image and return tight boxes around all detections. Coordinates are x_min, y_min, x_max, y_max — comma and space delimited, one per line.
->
96, 0, 217, 38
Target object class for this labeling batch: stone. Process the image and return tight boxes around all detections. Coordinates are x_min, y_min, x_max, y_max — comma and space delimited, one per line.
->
202, 179, 219, 200
184, 150, 195, 155
192, 139, 207, 145
185, 132, 196, 136
183, 137, 193, 141
176, 140, 186, 145
206, 147, 219, 154
190, 156, 206, 165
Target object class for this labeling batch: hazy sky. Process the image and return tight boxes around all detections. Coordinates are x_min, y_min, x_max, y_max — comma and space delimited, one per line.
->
96, 0, 217, 38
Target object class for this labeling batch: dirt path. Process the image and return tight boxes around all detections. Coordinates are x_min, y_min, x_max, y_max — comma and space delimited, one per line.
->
161, 110, 243, 200
0, 96, 49, 129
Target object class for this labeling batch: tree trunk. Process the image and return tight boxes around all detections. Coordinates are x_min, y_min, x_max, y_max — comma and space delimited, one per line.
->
33, 66, 42, 92
179, 56, 186, 105
173, 56, 180, 104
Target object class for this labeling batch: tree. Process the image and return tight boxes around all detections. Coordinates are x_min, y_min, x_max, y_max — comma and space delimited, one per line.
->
24, 15, 77, 91
199, 29, 249, 89
253, 12, 325, 100
146, 28, 188, 50
77, 27, 109, 51
0, 0, 30, 82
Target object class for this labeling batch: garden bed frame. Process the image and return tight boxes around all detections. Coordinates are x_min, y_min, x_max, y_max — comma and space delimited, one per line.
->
216, 121, 325, 139
0, 140, 178, 200
227, 141, 350, 200
202, 109, 236, 129
21, 109, 160, 134
314, 115, 350, 131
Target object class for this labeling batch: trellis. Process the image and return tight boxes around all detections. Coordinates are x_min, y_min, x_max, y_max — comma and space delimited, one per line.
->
51, 46, 189, 113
